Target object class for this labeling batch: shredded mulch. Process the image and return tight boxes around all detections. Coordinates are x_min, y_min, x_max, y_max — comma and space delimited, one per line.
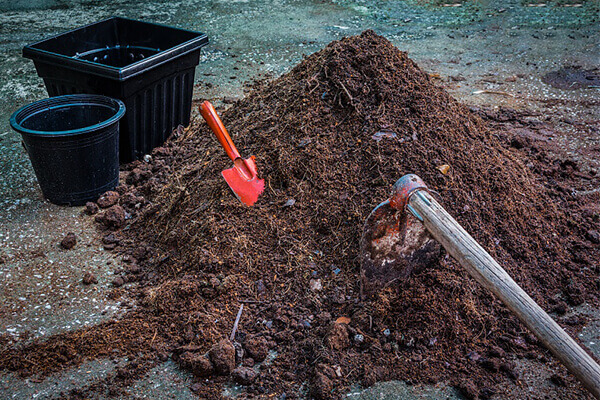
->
1, 31, 599, 399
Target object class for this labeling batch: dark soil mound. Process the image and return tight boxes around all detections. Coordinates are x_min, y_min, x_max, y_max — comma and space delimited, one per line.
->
2, 31, 598, 399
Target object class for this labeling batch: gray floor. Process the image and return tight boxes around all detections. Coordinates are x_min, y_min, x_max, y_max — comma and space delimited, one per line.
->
0, 0, 598, 398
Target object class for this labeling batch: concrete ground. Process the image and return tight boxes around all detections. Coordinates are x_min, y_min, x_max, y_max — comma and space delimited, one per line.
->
0, 0, 598, 398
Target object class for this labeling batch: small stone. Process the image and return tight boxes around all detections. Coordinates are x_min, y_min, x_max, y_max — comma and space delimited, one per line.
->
309, 279, 322, 291
282, 198, 296, 207
112, 276, 125, 287
209, 339, 236, 375
244, 335, 269, 362
300, 320, 312, 328
97, 191, 120, 208
82, 272, 98, 285
85, 202, 100, 215
232, 366, 258, 385
60, 232, 77, 250
371, 131, 397, 142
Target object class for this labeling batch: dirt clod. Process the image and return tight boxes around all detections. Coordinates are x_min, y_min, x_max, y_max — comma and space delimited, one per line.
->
312, 371, 335, 400
232, 366, 258, 385
550, 373, 567, 387
101, 205, 126, 230
85, 202, 100, 215
97, 191, 120, 208
208, 339, 236, 375
457, 379, 479, 400
327, 323, 350, 351
586, 230, 600, 244
179, 352, 213, 377
82, 272, 98, 285
102, 233, 120, 245
60, 232, 77, 250
244, 335, 269, 362
112, 276, 125, 288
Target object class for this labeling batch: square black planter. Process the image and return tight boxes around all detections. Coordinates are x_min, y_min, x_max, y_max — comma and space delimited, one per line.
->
23, 16, 209, 162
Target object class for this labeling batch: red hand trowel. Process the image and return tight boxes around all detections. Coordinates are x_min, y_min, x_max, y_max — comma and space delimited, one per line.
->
199, 101, 264, 206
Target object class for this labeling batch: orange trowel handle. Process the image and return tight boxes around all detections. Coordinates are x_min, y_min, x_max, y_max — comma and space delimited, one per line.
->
199, 101, 241, 161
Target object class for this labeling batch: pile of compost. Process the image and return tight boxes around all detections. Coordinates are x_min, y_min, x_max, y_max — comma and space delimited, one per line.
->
2, 31, 599, 399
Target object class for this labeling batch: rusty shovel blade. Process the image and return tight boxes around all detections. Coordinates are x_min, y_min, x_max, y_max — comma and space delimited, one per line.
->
360, 198, 441, 297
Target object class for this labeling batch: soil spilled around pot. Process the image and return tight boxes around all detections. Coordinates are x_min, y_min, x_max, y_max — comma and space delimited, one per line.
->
542, 66, 600, 90
1, 31, 599, 400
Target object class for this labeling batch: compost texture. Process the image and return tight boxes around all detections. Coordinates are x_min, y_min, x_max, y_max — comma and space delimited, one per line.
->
2, 31, 599, 399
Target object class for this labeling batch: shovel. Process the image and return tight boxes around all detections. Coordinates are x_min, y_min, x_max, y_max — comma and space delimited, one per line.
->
361, 174, 600, 398
199, 101, 264, 206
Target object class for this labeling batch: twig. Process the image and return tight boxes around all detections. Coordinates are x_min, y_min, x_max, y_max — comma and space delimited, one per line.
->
230, 304, 244, 341
338, 81, 353, 102
473, 90, 514, 97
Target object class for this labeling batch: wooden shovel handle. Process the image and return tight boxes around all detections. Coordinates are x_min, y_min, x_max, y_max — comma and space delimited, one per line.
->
199, 101, 241, 161
408, 189, 600, 399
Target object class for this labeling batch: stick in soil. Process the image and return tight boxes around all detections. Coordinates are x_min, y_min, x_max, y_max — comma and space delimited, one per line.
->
230, 304, 244, 341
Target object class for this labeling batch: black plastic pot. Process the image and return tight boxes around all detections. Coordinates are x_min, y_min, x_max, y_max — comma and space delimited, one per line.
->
10, 95, 125, 206
23, 17, 208, 162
